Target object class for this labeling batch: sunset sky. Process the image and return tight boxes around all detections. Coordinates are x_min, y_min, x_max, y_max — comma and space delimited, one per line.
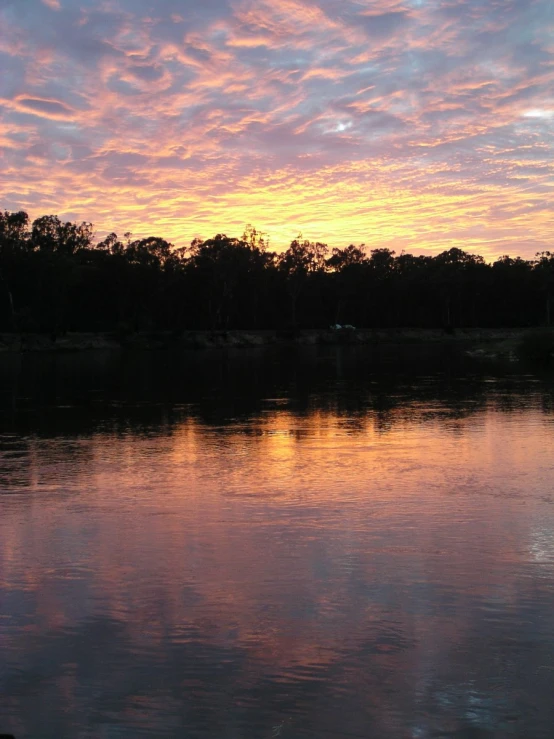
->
1, 0, 553, 259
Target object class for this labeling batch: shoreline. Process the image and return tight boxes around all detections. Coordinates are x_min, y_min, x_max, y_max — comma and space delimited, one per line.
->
0, 328, 541, 353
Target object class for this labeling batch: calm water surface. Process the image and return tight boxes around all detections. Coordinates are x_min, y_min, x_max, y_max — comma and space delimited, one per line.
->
1, 347, 554, 738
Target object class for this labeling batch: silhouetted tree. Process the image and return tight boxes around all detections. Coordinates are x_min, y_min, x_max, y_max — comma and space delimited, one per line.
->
0, 210, 30, 329
326, 245, 368, 324
0, 209, 551, 333
279, 238, 328, 327
534, 252, 554, 326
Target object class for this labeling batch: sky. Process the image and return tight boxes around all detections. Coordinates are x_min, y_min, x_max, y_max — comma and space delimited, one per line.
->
0, 0, 553, 259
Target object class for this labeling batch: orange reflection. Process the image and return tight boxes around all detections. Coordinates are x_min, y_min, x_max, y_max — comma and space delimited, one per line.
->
2, 402, 554, 736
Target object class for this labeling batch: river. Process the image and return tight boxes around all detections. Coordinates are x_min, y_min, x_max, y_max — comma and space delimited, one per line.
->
1, 346, 554, 738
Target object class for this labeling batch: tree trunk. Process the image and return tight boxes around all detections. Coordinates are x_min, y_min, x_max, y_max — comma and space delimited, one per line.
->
335, 297, 342, 325
445, 295, 451, 327
0, 271, 17, 331
8, 289, 15, 330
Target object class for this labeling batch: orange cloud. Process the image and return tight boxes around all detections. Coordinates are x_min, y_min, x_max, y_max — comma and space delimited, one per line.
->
0, 0, 553, 260
9, 95, 76, 120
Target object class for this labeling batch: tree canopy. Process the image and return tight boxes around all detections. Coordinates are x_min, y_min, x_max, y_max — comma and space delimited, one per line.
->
0, 209, 551, 333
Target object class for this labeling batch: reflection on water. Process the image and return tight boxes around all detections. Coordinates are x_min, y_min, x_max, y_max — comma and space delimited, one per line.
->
1, 347, 554, 738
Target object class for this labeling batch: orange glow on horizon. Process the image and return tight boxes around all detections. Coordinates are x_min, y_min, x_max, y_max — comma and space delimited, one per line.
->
1, 0, 553, 261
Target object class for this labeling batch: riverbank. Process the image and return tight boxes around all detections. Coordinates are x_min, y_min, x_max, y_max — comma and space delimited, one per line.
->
0, 327, 541, 353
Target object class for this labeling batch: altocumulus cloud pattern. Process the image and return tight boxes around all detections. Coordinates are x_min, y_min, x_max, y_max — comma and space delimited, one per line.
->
1, 0, 553, 258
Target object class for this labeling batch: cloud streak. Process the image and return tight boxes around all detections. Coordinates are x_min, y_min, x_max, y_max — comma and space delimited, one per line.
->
1, 0, 553, 258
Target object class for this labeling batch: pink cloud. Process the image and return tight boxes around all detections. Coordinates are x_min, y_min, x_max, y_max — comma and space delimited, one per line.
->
0, 0, 553, 260
9, 95, 76, 120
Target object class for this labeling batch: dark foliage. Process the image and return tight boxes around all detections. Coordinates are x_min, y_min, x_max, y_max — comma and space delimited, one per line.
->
1, 210, 553, 333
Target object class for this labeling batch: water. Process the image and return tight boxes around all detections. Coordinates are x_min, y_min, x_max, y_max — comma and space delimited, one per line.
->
1, 347, 554, 738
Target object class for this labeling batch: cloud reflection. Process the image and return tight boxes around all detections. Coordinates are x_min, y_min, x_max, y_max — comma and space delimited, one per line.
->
2, 350, 554, 736
2, 401, 554, 736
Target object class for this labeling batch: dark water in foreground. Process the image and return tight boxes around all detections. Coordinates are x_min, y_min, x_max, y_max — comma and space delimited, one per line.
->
1, 347, 554, 739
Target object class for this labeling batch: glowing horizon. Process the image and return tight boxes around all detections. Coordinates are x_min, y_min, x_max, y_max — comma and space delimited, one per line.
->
1, 0, 553, 259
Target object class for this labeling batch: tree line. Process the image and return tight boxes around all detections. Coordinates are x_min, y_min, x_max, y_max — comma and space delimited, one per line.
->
1, 210, 553, 334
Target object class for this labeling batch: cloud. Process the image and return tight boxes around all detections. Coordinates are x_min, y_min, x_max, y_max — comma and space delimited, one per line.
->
0, 0, 553, 260
356, 10, 410, 39
13, 95, 75, 119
